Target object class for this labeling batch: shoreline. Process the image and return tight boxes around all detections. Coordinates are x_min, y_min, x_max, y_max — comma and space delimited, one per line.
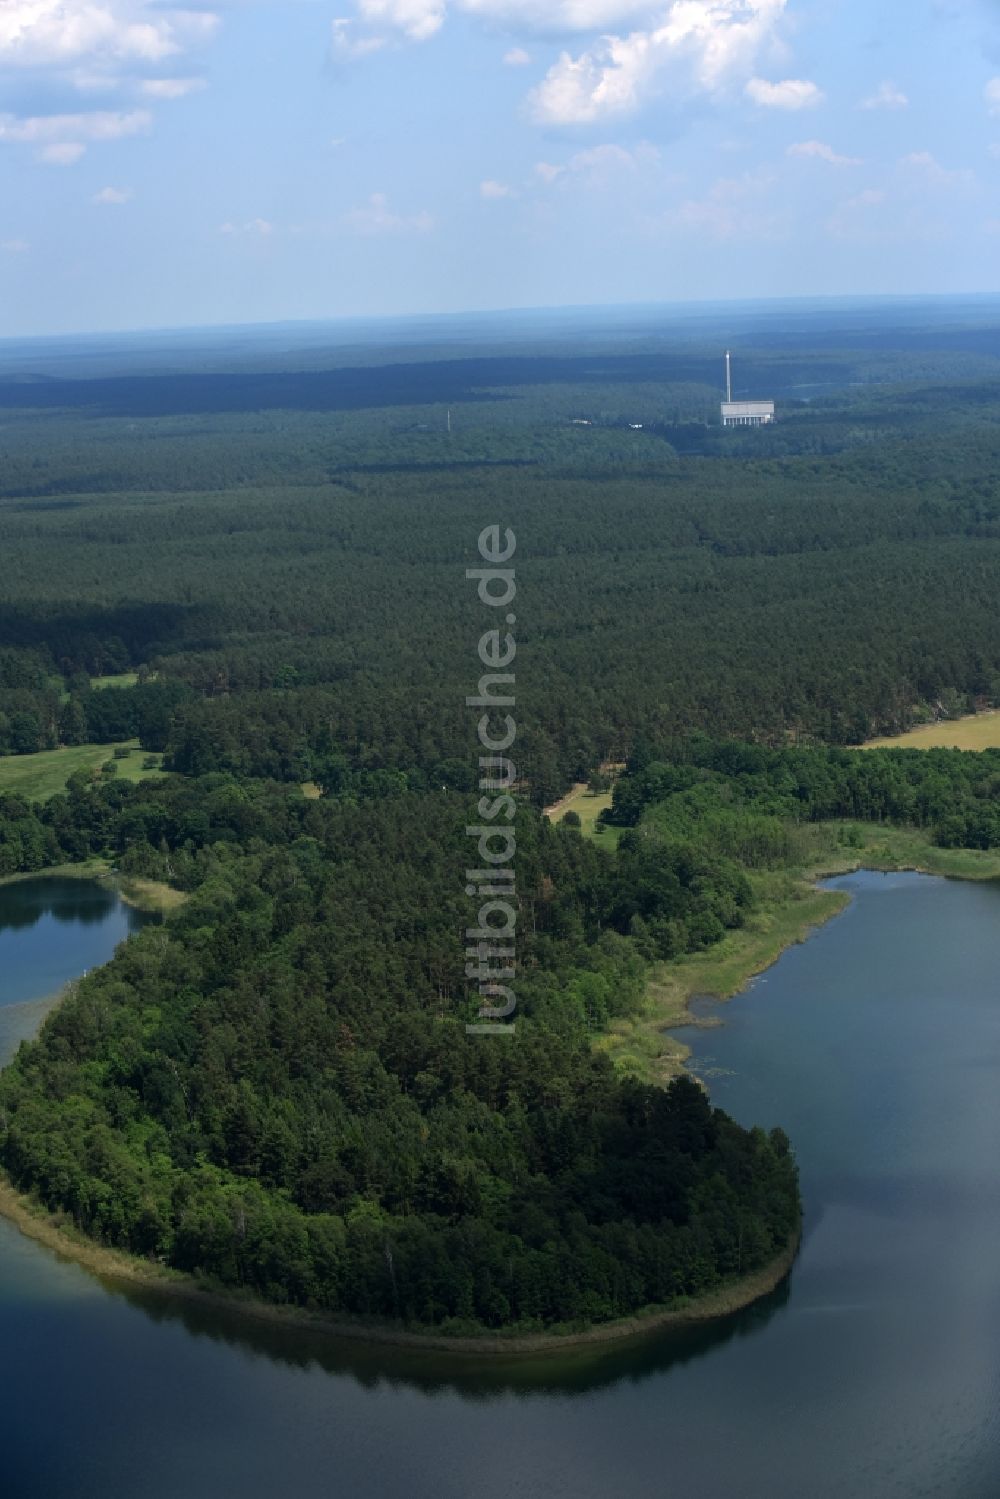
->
2, 826, 990, 1359
0, 1174, 799, 1356
0, 860, 184, 915
596, 821, 1000, 1086
0, 848, 802, 1358
598, 875, 851, 1084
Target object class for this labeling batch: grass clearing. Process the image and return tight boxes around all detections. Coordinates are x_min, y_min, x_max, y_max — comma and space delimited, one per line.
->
0, 741, 170, 801
861, 711, 1000, 751
90, 672, 140, 691
544, 784, 619, 850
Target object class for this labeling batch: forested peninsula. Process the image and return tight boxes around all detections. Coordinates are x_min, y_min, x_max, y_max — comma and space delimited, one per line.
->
4, 323, 1000, 1341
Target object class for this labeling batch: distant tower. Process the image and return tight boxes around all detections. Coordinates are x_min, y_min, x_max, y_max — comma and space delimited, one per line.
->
447, 409, 452, 435
720, 349, 774, 427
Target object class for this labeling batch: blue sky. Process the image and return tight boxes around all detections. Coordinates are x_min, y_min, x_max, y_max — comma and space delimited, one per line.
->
2, 0, 1000, 335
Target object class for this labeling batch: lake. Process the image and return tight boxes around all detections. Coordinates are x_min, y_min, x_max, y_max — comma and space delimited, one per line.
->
1, 870, 998, 1498
0, 876, 152, 1057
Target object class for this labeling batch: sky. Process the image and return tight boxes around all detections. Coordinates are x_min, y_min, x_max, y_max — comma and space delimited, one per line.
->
2, 0, 1000, 336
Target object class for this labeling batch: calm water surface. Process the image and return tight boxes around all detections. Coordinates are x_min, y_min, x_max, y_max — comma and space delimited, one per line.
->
1, 870, 999, 1499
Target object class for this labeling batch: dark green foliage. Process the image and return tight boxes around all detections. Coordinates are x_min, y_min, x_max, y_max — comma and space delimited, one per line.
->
608, 737, 1000, 852
5, 364, 1000, 791
5, 325, 1000, 1333
0, 788, 798, 1331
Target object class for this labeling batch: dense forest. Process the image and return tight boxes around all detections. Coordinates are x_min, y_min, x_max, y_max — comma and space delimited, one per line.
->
4, 310, 1000, 1333
4, 361, 1000, 790
0, 775, 797, 1328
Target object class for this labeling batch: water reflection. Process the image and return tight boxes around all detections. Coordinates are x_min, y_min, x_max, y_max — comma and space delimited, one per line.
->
0, 876, 155, 1010
0, 879, 119, 932
106, 1267, 794, 1399
3, 871, 1000, 1499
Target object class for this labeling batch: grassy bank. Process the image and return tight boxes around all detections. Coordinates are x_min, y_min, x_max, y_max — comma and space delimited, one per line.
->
597, 873, 850, 1084
114, 875, 187, 914
0, 859, 185, 914
0, 860, 111, 888
0, 1174, 798, 1357
810, 821, 1000, 882
592, 817, 1000, 1086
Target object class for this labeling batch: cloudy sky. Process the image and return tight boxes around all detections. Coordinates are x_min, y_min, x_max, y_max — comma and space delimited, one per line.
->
2, 0, 1000, 335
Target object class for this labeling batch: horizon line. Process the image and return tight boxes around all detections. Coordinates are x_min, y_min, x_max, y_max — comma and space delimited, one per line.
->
3, 289, 1000, 348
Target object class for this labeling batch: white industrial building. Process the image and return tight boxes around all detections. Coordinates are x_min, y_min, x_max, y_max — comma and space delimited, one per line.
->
720, 351, 774, 427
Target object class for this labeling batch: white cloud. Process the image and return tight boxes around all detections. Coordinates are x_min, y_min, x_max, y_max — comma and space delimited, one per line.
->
480, 178, 514, 197
571, 141, 641, 170
219, 218, 274, 237
746, 76, 822, 109
140, 76, 204, 99
787, 140, 861, 167
987, 78, 1000, 116
347, 0, 668, 41
535, 140, 657, 188
331, 18, 386, 58
845, 188, 884, 208
356, 0, 445, 42
66, 67, 120, 92
1, 237, 30, 252
0, 3, 214, 174
503, 47, 531, 66
530, 1, 789, 126
0, 108, 151, 143
93, 184, 131, 203
827, 187, 888, 240
466, 0, 651, 22
0, 2, 218, 72
343, 192, 433, 234
39, 141, 86, 163
860, 80, 908, 110
900, 150, 974, 188
674, 170, 782, 239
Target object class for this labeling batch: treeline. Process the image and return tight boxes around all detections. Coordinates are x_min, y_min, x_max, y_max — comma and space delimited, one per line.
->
609, 736, 1000, 853
0, 674, 189, 758
0, 776, 798, 1332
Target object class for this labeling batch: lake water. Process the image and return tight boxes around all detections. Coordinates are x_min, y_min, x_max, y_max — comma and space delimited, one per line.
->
1, 870, 998, 1499
0, 876, 151, 1057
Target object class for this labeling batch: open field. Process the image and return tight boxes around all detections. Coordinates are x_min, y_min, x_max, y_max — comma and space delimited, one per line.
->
543, 784, 619, 850
863, 711, 1000, 751
0, 741, 169, 801
90, 672, 140, 691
